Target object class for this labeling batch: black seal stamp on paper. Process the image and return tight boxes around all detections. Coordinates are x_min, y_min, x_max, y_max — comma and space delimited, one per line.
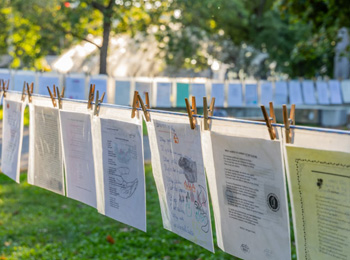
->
240, 244, 250, 254
267, 193, 280, 212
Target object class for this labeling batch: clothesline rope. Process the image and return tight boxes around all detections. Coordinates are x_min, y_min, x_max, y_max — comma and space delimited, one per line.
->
6, 90, 350, 135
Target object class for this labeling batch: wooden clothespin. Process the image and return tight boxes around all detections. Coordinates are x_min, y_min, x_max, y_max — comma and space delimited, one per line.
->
131, 91, 140, 118
94, 90, 105, 116
21, 81, 27, 102
87, 84, 95, 110
137, 93, 151, 122
185, 96, 197, 130
47, 85, 57, 107
2, 79, 9, 98
261, 102, 277, 140
26, 82, 34, 103
57, 86, 65, 109
203, 97, 215, 130
283, 104, 295, 144
144, 92, 150, 109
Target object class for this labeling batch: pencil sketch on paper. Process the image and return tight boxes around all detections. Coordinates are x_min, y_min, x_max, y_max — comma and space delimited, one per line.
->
110, 167, 138, 199
178, 156, 197, 183
195, 185, 210, 233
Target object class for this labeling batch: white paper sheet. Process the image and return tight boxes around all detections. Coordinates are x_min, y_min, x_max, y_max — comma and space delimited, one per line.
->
341, 80, 350, 103
89, 77, 108, 101
211, 83, 225, 107
245, 83, 258, 105
274, 81, 288, 105
115, 80, 131, 106
260, 81, 273, 106
38, 75, 60, 95
65, 76, 86, 100
135, 81, 152, 106
147, 113, 214, 252
93, 116, 146, 231
27, 104, 65, 195
156, 82, 172, 107
282, 126, 350, 260
60, 110, 97, 207
316, 81, 330, 105
14, 72, 36, 91
205, 132, 290, 260
191, 83, 206, 107
285, 146, 350, 260
288, 80, 303, 105
302, 80, 317, 105
201, 119, 283, 247
227, 83, 243, 106
329, 80, 343, 104
1, 99, 25, 183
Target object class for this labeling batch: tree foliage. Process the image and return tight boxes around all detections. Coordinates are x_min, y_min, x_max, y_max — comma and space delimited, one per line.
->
0, 0, 346, 77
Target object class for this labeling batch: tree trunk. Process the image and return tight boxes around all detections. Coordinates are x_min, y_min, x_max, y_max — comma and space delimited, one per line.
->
99, 19, 111, 75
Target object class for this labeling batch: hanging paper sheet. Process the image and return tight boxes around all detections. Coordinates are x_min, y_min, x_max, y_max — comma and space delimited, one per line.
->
156, 82, 172, 107
176, 83, 189, 107
316, 81, 330, 105
227, 83, 243, 107
260, 81, 273, 106
14, 71, 36, 92
302, 80, 317, 105
1, 99, 25, 183
60, 110, 97, 208
115, 80, 131, 106
274, 81, 288, 105
285, 145, 350, 260
288, 80, 303, 105
27, 104, 65, 195
135, 81, 152, 106
92, 107, 146, 231
201, 120, 290, 260
341, 80, 350, 103
147, 113, 214, 252
191, 83, 206, 107
65, 75, 86, 100
89, 77, 108, 101
211, 83, 225, 107
38, 75, 60, 95
329, 80, 343, 104
245, 83, 258, 105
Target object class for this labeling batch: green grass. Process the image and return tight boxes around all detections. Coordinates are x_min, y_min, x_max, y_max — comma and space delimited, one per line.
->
0, 166, 240, 260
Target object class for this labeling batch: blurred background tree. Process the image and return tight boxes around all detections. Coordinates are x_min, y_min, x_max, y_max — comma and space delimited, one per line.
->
0, 0, 348, 78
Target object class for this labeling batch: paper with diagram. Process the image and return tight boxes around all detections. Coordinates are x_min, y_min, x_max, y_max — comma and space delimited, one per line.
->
147, 115, 214, 252
206, 132, 290, 260
60, 110, 97, 208
1, 99, 25, 183
286, 146, 350, 260
27, 105, 64, 195
96, 117, 146, 231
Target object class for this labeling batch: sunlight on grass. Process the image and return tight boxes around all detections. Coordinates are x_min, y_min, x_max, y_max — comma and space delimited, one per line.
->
0, 166, 238, 260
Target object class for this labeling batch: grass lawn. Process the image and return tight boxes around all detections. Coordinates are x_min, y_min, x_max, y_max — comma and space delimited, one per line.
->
0, 166, 239, 260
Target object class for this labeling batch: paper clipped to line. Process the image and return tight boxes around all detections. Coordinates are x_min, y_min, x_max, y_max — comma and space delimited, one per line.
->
1, 99, 25, 183
147, 114, 214, 252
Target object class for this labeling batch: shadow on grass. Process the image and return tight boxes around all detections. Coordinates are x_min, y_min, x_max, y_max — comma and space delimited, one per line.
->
0, 166, 236, 260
